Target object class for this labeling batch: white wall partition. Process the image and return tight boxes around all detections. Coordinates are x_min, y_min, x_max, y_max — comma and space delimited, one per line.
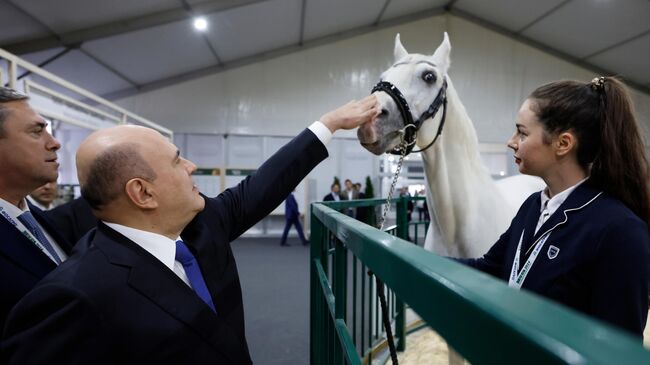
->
115, 14, 650, 141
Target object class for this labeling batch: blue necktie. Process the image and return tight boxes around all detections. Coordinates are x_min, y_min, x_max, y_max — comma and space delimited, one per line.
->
175, 240, 216, 313
18, 211, 62, 265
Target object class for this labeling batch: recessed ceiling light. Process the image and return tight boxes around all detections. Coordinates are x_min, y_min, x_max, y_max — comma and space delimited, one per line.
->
193, 17, 208, 32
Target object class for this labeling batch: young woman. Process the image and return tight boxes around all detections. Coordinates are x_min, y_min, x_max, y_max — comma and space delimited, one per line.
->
459, 76, 650, 337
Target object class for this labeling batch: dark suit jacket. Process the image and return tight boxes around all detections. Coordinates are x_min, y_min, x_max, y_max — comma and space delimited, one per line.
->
46, 197, 97, 246
0, 202, 72, 340
322, 192, 339, 201
2, 129, 328, 364
284, 193, 299, 219
458, 182, 650, 337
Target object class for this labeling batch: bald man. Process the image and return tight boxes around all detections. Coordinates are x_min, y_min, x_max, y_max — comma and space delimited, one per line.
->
2, 96, 379, 364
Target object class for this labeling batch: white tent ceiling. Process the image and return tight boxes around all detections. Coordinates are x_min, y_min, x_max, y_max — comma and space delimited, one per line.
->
2, 0, 649, 99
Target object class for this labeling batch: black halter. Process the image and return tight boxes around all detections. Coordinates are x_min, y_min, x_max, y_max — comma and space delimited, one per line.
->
371, 78, 448, 155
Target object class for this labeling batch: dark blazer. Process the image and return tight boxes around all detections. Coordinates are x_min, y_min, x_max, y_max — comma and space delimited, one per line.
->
323, 192, 339, 201
284, 193, 299, 219
2, 129, 328, 364
46, 197, 97, 246
458, 182, 650, 337
0, 202, 72, 339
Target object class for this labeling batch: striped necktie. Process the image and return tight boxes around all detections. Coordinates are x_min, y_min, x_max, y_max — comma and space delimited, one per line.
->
18, 211, 62, 265
175, 240, 216, 313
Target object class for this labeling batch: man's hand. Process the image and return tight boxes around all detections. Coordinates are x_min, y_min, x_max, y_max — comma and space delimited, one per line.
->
320, 95, 379, 133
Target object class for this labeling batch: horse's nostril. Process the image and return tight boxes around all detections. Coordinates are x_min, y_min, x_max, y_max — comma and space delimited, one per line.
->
380, 108, 389, 116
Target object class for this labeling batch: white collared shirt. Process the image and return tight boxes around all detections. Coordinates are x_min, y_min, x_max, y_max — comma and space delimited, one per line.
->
308, 121, 333, 146
535, 177, 588, 234
103, 222, 192, 288
0, 196, 68, 263
27, 195, 53, 211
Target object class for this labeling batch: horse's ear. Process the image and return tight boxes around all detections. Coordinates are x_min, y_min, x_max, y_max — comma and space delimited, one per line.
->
394, 34, 408, 61
432, 32, 451, 74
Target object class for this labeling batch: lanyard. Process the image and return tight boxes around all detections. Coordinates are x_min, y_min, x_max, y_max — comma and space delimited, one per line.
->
0, 203, 60, 264
509, 229, 551, 289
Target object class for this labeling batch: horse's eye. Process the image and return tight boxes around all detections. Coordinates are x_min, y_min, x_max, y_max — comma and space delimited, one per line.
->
422, 71, 436, 84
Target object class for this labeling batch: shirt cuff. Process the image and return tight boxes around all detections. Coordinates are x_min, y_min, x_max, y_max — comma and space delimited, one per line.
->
308, 121, 333, 147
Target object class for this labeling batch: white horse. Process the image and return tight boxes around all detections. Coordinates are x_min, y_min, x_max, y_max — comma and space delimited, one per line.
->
358, 33, 545, 258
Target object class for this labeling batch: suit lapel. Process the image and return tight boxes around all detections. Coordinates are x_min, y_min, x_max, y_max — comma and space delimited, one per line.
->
517, 184, 603, 273
522, 195, 541, 244
518, 183, 603, 279
518, 193, 542, 265
95, 223, 249, 363
0, 216, 56, 278
532, 183, 602, 242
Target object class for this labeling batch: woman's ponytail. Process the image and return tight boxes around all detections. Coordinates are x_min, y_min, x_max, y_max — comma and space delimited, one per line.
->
530, 77, 650, 226
590, 77, 650, 225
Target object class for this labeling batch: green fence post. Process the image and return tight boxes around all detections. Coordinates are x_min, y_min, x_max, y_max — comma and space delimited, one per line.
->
395, 196, 407, 351
310, 205, 325, 365
396, 196, 408, 241
334, 237, 347, 363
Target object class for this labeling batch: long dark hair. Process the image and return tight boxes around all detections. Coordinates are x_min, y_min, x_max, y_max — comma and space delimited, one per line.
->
529, 77, 650, 226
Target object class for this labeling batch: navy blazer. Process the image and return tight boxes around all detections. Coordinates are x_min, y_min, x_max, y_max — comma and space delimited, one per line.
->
459, 182, 650, 337
2, 129, 328, 364
0, 202, 72, 339
46, 197, 97, 247
322, 192, 339, 201
285, 193, 299, 219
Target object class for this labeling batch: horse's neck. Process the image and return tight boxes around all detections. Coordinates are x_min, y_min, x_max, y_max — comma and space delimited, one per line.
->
421, 81, 501, 252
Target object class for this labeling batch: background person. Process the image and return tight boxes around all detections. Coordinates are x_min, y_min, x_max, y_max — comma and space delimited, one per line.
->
27, 181, 58, 211
323, 183, 341, 201
280, 190, 308, 246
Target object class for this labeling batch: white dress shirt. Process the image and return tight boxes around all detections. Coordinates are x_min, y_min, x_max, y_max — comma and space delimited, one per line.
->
308, 121, 333, 147
26, 195, 53, 211
535, 178, 588, 234
0, 196, 68, 263
104, 222, 193, 288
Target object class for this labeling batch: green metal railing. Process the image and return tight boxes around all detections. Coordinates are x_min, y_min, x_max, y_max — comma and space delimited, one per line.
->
310, 197, 650, 364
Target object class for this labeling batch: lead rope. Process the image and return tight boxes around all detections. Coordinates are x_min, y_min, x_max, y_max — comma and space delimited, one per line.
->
370, 139, 407, 365
379, 140, 407, 230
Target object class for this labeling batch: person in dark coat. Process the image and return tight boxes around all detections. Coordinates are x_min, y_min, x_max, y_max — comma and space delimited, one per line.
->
280, 191, 307, 246
323, 183, 341, 201
0, 87, 73, 342
46, 196, 97, 245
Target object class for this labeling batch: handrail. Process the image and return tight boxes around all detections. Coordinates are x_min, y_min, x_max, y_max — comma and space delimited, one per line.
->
0, 48, 173, 138
323, 197, 424, 210
26, 80, 123, 124
310, 201, 650, 364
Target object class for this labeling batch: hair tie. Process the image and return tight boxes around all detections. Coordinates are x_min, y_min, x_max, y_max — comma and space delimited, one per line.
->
591, 76, 605, 92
